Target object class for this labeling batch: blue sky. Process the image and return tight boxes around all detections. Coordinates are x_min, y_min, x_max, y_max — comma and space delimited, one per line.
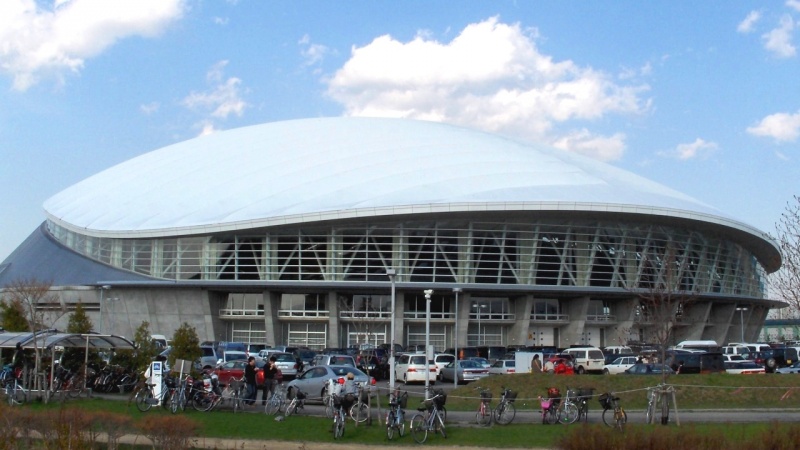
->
1, 1, 799, 262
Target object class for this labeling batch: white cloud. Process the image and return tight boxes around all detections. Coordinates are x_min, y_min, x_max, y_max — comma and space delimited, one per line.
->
182, 60, 248, 135
326, 17, 649, 161
139, 101, 160, 115
659, 138, 718, 160
0, 0, 185, 91
788, 0, 800, 13
299, 34, 330, 67
550, 129, 627, 161
737, 11, 762, 34
747, 110, 800, 142
762, 14, 796, 58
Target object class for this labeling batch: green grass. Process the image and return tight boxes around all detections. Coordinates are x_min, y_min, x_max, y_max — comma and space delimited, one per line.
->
17, 373, 800, 448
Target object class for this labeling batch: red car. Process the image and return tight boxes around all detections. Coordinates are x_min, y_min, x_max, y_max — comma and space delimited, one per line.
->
214, 359, 266, 386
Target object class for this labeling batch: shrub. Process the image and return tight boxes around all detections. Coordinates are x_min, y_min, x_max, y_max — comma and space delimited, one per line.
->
138, 414, 198, 449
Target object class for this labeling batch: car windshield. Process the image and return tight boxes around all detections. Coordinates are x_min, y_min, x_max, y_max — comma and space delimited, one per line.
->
461, 360, 480, 368
274, 354, 295, 362
329, 366, 367, 377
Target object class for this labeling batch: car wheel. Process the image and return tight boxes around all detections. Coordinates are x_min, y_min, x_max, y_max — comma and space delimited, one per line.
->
766, 358, 777, 371
577, 366, 586, 375
603, 368, 610, 375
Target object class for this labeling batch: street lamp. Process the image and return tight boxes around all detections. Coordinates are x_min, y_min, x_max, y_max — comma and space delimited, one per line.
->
452, 288, 462, 390
98, 285, 111, 334
736, 307, 749, 342
387, 268, 397, 394
424, 289, 433, 396
474, 302, 487, 345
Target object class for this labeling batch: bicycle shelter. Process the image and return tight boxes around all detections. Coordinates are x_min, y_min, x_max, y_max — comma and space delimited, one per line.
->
0, 329, 136, 400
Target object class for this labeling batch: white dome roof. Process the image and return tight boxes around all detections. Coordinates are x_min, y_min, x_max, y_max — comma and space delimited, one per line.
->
44, 117, 746, 239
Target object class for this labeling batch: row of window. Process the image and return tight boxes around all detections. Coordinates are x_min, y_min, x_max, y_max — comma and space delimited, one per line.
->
49, 218, 767, 298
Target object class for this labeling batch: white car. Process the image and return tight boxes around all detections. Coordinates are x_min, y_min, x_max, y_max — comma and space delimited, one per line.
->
433, 353, 456, 377
724, 361, 766, 374
488, 359, 516, 375
602, 356, 638, 375
395, 353, 437, 384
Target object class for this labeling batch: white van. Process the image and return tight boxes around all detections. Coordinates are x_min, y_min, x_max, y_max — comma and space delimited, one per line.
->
562, 346, 605, 374
675, 340, 720, 352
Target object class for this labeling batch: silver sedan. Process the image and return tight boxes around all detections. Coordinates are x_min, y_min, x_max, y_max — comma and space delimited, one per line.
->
285, 365, 371, 400
439, 360, 489, 384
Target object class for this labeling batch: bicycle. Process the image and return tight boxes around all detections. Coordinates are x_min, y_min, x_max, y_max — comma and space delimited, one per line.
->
50, 365, 86, 399
493, 387, 517, 425
169, 374, 193, 414
599, 392, 627, 431
349, 382, 370, 423
264, 381, 285, 415
386, 390, 407, 440
475, 386, 493, 426
410, 390, 447, 444
134, 382, 167, 412
538, 395, 558, 425
285, 390, 307, 416
227, 377, 246, 413
557, 388, 580, 425
1, 365, 27, 406
645, 386, 658, 424
575, 387, 594, 423
331, 394, 347, 439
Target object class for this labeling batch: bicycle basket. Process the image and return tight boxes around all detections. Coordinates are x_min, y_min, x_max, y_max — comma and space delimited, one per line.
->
333, 394, 344, 407
434, 395, 447, 408
540, 397, 552, 409
480, 391, 492, 403
505, 390, 518, 403
229, 379, 245, 390
164, 376, 177, 389
598, 393, 612, 410
398, 392, 408, 408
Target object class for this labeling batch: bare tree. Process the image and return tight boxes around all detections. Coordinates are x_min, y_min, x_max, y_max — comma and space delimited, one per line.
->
771, 195, 800, 318
2, 277, 66, 397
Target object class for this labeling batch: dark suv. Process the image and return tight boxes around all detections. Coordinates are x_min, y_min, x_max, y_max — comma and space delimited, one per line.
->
664, 351, 725, 374
754, 347, 799, 373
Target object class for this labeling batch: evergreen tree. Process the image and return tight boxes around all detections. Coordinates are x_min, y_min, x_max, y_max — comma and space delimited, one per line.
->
130, 321, 160, 373
62, 302, 101, 371
0, 299, 29, 331
169, 323, 201, 371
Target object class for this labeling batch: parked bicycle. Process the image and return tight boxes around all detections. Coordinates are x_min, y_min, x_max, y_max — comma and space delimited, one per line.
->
599, 392, 627, 431
386, 389, 408, 440
286, 390, 307, 416
50, 365, 87, 399
557, 388, 581, 425
575, 387, 594, 423
349, 382, 370, 423
493, 387, 517, 425
1, 365, 26, 406
227, 377, 246, 413
192, 372, 224, 412
410, 390, 447, 444
475, 386, 493, 426
538, 386, 561, 425
134, 381, 168, 412
264, 381, 285, 415
331, 394, 348, 440
645, 386, 659, 424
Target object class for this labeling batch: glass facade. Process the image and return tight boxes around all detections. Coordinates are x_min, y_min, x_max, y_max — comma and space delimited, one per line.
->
48, 218, 769, 298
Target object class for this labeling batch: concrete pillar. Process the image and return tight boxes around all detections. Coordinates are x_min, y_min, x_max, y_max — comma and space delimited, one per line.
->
561, 296, 590, 347
509, 295, 533, 347
327, 291, 340, 348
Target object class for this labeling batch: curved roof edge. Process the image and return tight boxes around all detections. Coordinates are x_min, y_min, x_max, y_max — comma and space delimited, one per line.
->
47, 200, 781, 273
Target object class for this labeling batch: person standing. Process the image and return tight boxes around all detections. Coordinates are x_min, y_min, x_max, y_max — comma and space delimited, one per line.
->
531, 354, 543, 373
244, 356, 258, 406
261, 356, 278, 405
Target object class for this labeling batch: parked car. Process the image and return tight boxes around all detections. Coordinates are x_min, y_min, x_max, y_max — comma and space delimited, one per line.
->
217, 350, 248, 365
604, 352, 638, 365
664, 351, 725, 374
433, 353, 456, 373
285, 365, 372, 401
561, 346, 605, 374
724, 361, 766, 374
723, 354, 749, 362
356, 350, 388, 380
602, 356, 638, 375
311, 354, 356, 367
395, 353, 437, 384
775, 361, 800, 374
468, 357, 492, 369
444, 347, 480, 361
270, 352, 301, 379
756, 346, 799, 373
623, 363, 674, 375
439, 359, 490, 383
198, 345, 220, 370
214, 359, 266, 386
246, 343, 269, 355
488, 359, 516, 375
295, 349, 318, 368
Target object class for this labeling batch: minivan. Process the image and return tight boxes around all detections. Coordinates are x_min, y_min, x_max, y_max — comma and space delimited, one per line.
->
561, 346, 605, 374
664, 351, 725, 374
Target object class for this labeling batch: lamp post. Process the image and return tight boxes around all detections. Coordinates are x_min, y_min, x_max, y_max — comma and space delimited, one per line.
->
452, 288, 461, 390
98, 285, 111, 334
424, 289, 433, 396
387, 268, 397, 395
736, 307, 748, 342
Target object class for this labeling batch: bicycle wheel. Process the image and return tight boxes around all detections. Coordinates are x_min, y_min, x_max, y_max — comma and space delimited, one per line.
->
170, 391, 180, 414
286, 399, 298, 416
438, 405, 447, 423
233, 393, 242, 414
645, 401, 654, 424
546, 407, 558, 425
558, 402, 579, 425
265, 396, 282, 415
476, 404, 492, 426
386, 411, 395, 440
397, 412, 406, 437
8, 384, 26, 406
193, 393, 213, 412
494, 402, 516, 425
135, 389, 154, 412
602, 408, 613, 427
67, 375, 85, 398
410, 414, 427, 444
436, 412, 446, 438
350, 402, 369, 423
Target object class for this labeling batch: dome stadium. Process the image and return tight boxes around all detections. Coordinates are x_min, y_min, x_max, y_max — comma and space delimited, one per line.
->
0, 117, 784, 351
